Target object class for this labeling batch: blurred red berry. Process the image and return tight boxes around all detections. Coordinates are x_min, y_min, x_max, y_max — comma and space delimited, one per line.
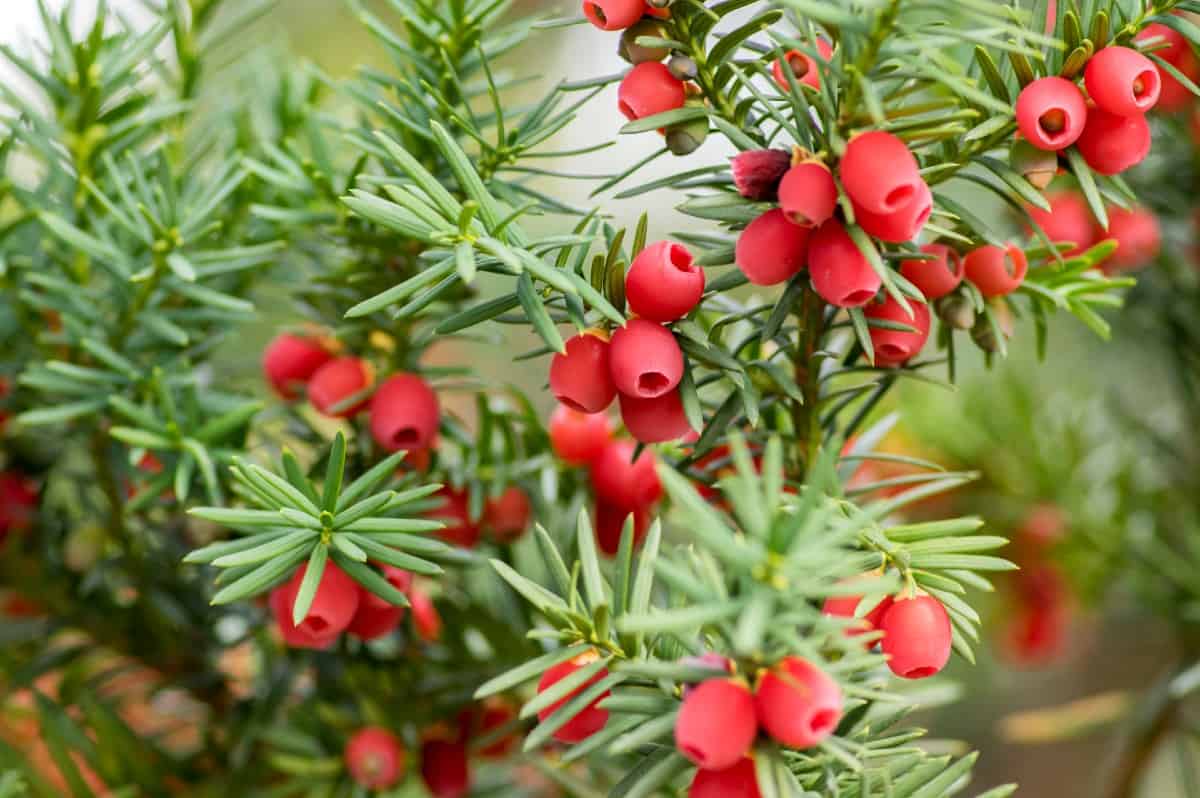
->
808, 218, 881, 307
271, 561, 361, 650
778, 161, 838, 227
1085, 46, 1161, 116
731, 149, 791, 200
609, 319, 684, 399
594, 499, 651, 555
263, 333, 333, 399
582, 0, 644, 30
864, 296, 931, 367
1137, 23, 1198, 112
754, 656, 843, 748
822, 582, 893, 640
735, 208, 810, 286
345, 727, 405, 790
1014, 76, 1088, 151
619, 388, 693, 444
420, 736, 470, 798
308, 356, 373, 418
1100, 205, 1161, 272
879, 594, 953, 679
1075, 108, 1151, 175
475, 698, 520, 758
484, 486, 532, 543
771, 39, 833, 91
626, 241, 705, 322
550, 331, 617, 414
589, 439, 662, 509
427, 487, 481, 548
853, 179, 932, 243
678, 653, 735, 697
675, 679, 757, 770
549, 405, 612, 465
535, 650, 611, 743
1025, 191, 1095, 256
348, 566, 411, 642
409, 583, 442, 642
963, 244, 1028, 296
688, 758, 762, 798
900, 244, 963, 300
618, 62, 686, 122
839, 131, 922, 216
0, 472, 38, 542
369, 372, 439, 453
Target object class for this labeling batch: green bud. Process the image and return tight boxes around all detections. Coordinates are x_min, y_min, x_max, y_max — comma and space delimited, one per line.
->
665, 110, 709, 156
1010, 139, 1059, 191
936, 294, 975, 330
667, 55, 699, 81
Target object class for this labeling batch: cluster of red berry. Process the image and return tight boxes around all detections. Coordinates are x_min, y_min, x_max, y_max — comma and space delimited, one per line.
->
822, 584, 954, 679
1027, 190, 1161, 272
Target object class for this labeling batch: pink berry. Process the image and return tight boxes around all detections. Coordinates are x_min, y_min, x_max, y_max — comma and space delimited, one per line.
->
427, 487, 481, 549
853, 180, 932, 243
484, 486, 532, 543
348, 566, 411, 642
594, 499, 651, 555
730, 149, 791, 200
618, 62, 686, 122
688, 758, 762, 798
899, 244, 963, 300
550, 332, 617, 413
778, 161, 838, 227
549, 405, 613, 464
1075, 108, 1152, 175
345, 727, 406, 790
1100, 205, 1161, 272
589, 439, 662, 509
754, 656, 843, 748
627, 241, 705, 322
839, 131, 922, 216
1015, 76, 1088, 151
619, 389, 693, 444
272, 561, 361, 649
368, 372, 439, 453
609, 319, 684, 399
1025, 191, 1095, 256
582, 0, 645, 30
308, 356, 372, 418
808, 219, 882, 307
1085, 46, 1161, 116
262, 333, 332, 399
771, 39, 833, 91
420, 736, 470, 798
735, 208, 809, 286
963, 244, 1028, 297
864, 296, 931, 367
878, 595, 953, 679
675, 679, 757, 770
535, 651, 611, 743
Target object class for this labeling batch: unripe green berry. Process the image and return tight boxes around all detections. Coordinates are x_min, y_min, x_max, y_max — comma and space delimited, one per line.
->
618, 20, 671, 65
1009, 139, 1059, 190
936, 294, 975, 330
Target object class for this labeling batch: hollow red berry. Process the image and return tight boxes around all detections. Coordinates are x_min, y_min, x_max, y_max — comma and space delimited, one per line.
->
627, 240, 705, 322
675, 679, 757, 770
409, 582, 442, 642
1075, 107, 1151, 175
420, 736, 470, 798
589, 439, 662, 509
1014, 76, 1088, 151
853, 180, 933, 243
549, 405, 613, 465
609, 319, 684, 399
963, 244, 1028, 297
427, 487, 481, 548
731, 149, 791, 200
899, 244, 963, 300
735, 208, 809, 286
263, 333, 332, 399
865, 296, 931, 367
879, 594, 952, 679
754, 656, 843, 748
535, 650, 611, 743
582, 0, 645, 30
369, 372, 439, 453
348, 566, 412, 642
1025, 191, 1095, 256
619, 388, 693, 444
1137, 23, 1198, 112
689, 758, 762, 798
484, 486, 531, 543
1085, 46, 1161, 116
618, 62, 686, 122
771, 39, 833, 91
778, 161, 838, 227
808, 219, 882, 308
308, 356, 373, 417
345, 727, 405, 790
1100, 205, 1161, 272
550, 331, 617, 414
839, 131, 922, 216
272, 561, 361, 650
595, 499, 651, 555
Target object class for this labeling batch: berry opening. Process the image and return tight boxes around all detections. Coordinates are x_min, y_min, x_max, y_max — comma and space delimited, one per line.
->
786, 53, 810, 78
884, 183, 916, 210
554, 394, 589, 414
1038, 108, 1067, 137
588, 2, 606, 24
809, 709, 839, 736
637, 372, 670, 394
304, 617, 330, 633
618, 100, 637, 120
392, 427, 420, 447
902, 665, 938, 678
1132, 69, 1159, 101
667, 243, 696, 272
841, 288, 878, 306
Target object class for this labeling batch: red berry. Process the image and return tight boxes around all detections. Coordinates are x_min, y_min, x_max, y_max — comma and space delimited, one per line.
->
619, 388, 693, 444
420, 736, 470, 798
609, 319, 684, 399
408, 583, 442, 642
627, 241, 705, 322
808, 219, 881, 307
535, 650, 611, 743
348, 566, 411, 642
853, 180, 932, 243
618, 62, 686, 122
839, 131, 922, 216
778, 161, 838, 227
1014, 76, 1088, 151
475, 698, 520, 758
589, 439, 662, 509
0, 472, 38, 542
754, 656, 843, 748
368, 372, 439, 453
864, 296, 931, 367
1025, 191, 1095, 256
582, 0, 645, 30
345, 727, 405, 790
272, 561, 361, 650
594, 499, 651, 555
688, 758, 762, 798
1085, 46, 1161, 116
549, 405, 613, 464
550, 332, 618, 414
771, 39, 833, 91
675, 679, 757, 770
1004, 600, 1068, 666
823, 590, 894, 639
484, 486, 531, 543
878, 595, 953, 679
963, 244, 1028, 297
1075, 107, 1151, 175
735, 208, 809, 286
731, 149, 791, 200
308, 356, 373, 418
1100, 205, 1161, 272
427, 487, 481, 548
262, 333, 332, 399
899, 244, 963, 300
1137, 23, 1198, 112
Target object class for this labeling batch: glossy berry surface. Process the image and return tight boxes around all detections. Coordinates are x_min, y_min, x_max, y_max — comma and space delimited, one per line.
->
778, 161, 838, 227
550, 332, 617, 414
535, 651, 611, 743
345, 727, 406, 790
626, 240, 705, 322
839, 130, 922, 215
754, 656, 843, 748
853, 179, 932, 243
1075, 108, 1152, 175
618, 62, 686, 122
675, 679, 757, 770
589, 439, 663, 509
879, 594, 953, 678
688, 758, 762, 798
1025, 191, 1095, 256
1014, 76, 1088, 151
865, 296, 931, 367
899, 244, 963, 300
609, 319, 684, 399
262, 333, 332, 399
427, 487, 481, 549
272, 561, 361, 650
368, 372, 439, 453
594, 499, 651, 555
549, 405, 613, 464
771, 39, 833, 91
963, 244, 1028, 296
581, 0, 645, 30
808, 219, 882, 307
308, 356, 372, 418
347, 566, 411, 642
735, 208, 810, 286
1084, 46, 1161, 116
619, 388, 693, 444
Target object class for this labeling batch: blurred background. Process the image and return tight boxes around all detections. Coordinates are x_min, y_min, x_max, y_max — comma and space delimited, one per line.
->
3, 1, 1196, 795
